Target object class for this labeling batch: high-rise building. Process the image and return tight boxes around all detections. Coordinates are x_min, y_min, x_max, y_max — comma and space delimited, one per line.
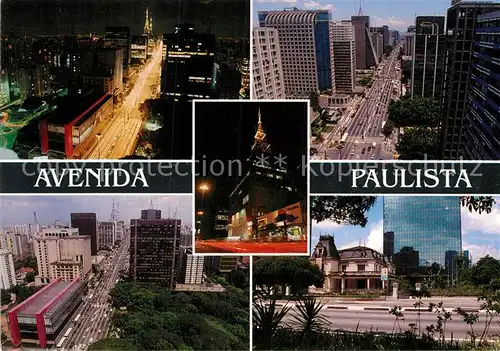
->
351, 12, 378, 69
178, 246, 204, 285
0, 250, 16, 289
228, 108, 298, 239
403, 33, 414, 57
115, 220, 125, 241
252, 27, 285, 99
383, 197, 462, 267
439, 2, 500, 159
98, 221, 116, 249
258, 9, 334, 97
129, 212, 181, 288
70, 213, 98, 255
141, 208, 161, 220
463, 249, 472, 266
33, 228, 91, 285
383, 231, 395, 257
330, 21, 356, 93
215, 64, 242, 99
161, 24, 215, 101
462, 10, 500, 160
370, 31, 384, 62
13, 234, 29, 257
393, 246, 420, 275
411, 16, 446, 100
204, 256, 239, 274
105, 26, 131, 68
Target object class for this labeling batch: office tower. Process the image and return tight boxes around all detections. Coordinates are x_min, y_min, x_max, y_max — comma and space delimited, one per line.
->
161, 24, 215, 101
258, 9, 335, 97
351, 11, 378, 69
214, 210, 229, 238
252, 27, 285, 99
0, 250, 16, 289
383, 197, 462, 267
370, 31, 384, 62
13, 234, 29, 257
140, 208, 161, 220
411, 16, 446, 99
215, 64, 242, 99
228, 108, 299, 239
382, 25, 390, 53
105, 26, 131, 68
204, 256, 239, 274
115, 221, 125, 241
403, 33, 414, 57
462, 10, 500, 160
330, 21, 356, 93
129, 214, 181, 288
178, 246, 204, 285
463, 249, 472, 266
70, 213, 98, 255
440, 2, 500, 159
33, 228, 91, 285
98, 221, 116, 249
81, 48, 124, 94
383, 231, 395, 257
445, 250, 459, 276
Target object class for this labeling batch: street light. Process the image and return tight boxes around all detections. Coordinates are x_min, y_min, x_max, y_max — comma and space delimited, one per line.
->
96, 133, 103, 159
199, 183, 210, 208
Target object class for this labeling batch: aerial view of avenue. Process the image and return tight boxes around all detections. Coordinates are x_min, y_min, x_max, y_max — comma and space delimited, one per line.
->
254, 195, 500, 350
194, 101, 308, 254
0, 0, 250, 160
0, 196, 249, 350
253, 0, 500, 160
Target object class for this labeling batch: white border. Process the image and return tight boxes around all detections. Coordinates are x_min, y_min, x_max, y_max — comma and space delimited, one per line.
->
249, 255, 254, 350
191, 99, 311, 256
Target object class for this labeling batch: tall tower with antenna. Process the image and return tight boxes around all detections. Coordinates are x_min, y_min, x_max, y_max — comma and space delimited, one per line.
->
111, 198, 119, 221
144, 7, 151, 35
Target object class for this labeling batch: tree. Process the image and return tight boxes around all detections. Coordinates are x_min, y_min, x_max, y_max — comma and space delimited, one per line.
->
388, 98, 440, 127
1, 289, 12, 305
253, 257, 324, 295
382, 120, 395, 138
25, 271, 35, 283
460, 196, 496, 214
396, 127, 439, 159
275, 213, 298, 241
310, 196, 377, 226
401, 60, 412, 83
229, 269, 248, 290
89, 339, 136, 350
470, 255, 500, 287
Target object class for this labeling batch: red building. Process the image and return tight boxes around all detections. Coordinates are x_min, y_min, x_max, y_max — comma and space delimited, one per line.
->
39, 92, 113, 158
7, 278, 83, 348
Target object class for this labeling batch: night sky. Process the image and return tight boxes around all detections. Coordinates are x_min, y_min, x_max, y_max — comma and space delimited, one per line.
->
194, 101, 308, 209
1, 0, 250, 38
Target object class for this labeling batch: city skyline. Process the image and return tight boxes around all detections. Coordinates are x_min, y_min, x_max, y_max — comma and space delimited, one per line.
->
253, 0, 447, 32
312, 196, 500, 262
0, 195, 193, 227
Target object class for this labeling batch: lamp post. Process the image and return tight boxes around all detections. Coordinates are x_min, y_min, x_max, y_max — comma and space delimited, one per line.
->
199, 183, 210, 208
96, 133, 103, 159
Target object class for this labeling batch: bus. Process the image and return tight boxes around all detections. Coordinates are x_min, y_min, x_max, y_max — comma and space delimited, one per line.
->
381, 121, 386, 130
340, 133, 348, 146
64, 327, 73, 338
74, 314, 81, 323
56, 336, 67, 348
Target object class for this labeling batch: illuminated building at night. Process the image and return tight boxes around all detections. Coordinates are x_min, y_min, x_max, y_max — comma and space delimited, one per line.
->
161, 24, 216, 101
7, 278, 83, 348
228, 108, 299, 239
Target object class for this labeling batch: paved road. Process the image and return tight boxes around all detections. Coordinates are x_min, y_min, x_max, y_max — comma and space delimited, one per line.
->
195, 240, 308, 254
84, 44, 162, 159
313, 43, 404, 161
280, 308, 500, 339
57, 236, 130, 351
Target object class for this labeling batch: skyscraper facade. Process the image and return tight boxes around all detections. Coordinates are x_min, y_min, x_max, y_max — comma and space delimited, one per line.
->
258, 9, 334, 97
70, 213, 98, 255
439, 2, 500, 159
383, 197, 462, 267
411, 16, 446, 100
330, 21, 356, 93
0, 250, 16, 290
252, 27, 285, 99
351, 14, 378, 69
161, 24, 215, 101
129, 210, 181, 288
462, 10, 500, 160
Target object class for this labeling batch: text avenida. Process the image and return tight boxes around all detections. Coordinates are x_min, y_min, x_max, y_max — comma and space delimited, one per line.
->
34, 168, 149, 188
352, 168, 472, 188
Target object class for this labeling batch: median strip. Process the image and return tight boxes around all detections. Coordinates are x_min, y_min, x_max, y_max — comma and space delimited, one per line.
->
326, 305, 349, 310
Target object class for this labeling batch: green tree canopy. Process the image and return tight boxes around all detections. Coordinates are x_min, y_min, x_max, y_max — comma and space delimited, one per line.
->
253, 256, 324, 295
311, 196, 377, 226
396, 127, 439, 159
470, 255, 500, 287
388, 97, 440, 127
382, 120, 396, 138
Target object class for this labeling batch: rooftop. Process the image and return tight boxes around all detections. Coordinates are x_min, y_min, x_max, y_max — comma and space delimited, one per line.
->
46, 92, 111, 126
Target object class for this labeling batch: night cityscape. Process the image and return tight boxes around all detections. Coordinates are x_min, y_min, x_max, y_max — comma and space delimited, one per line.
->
194, 101, 308, 254
0, 196, 249, 350
253, 1, 500, 161
1, 0, 250, 160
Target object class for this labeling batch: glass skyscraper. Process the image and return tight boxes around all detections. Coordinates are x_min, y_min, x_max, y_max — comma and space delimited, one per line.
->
383, 197, 462, 267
